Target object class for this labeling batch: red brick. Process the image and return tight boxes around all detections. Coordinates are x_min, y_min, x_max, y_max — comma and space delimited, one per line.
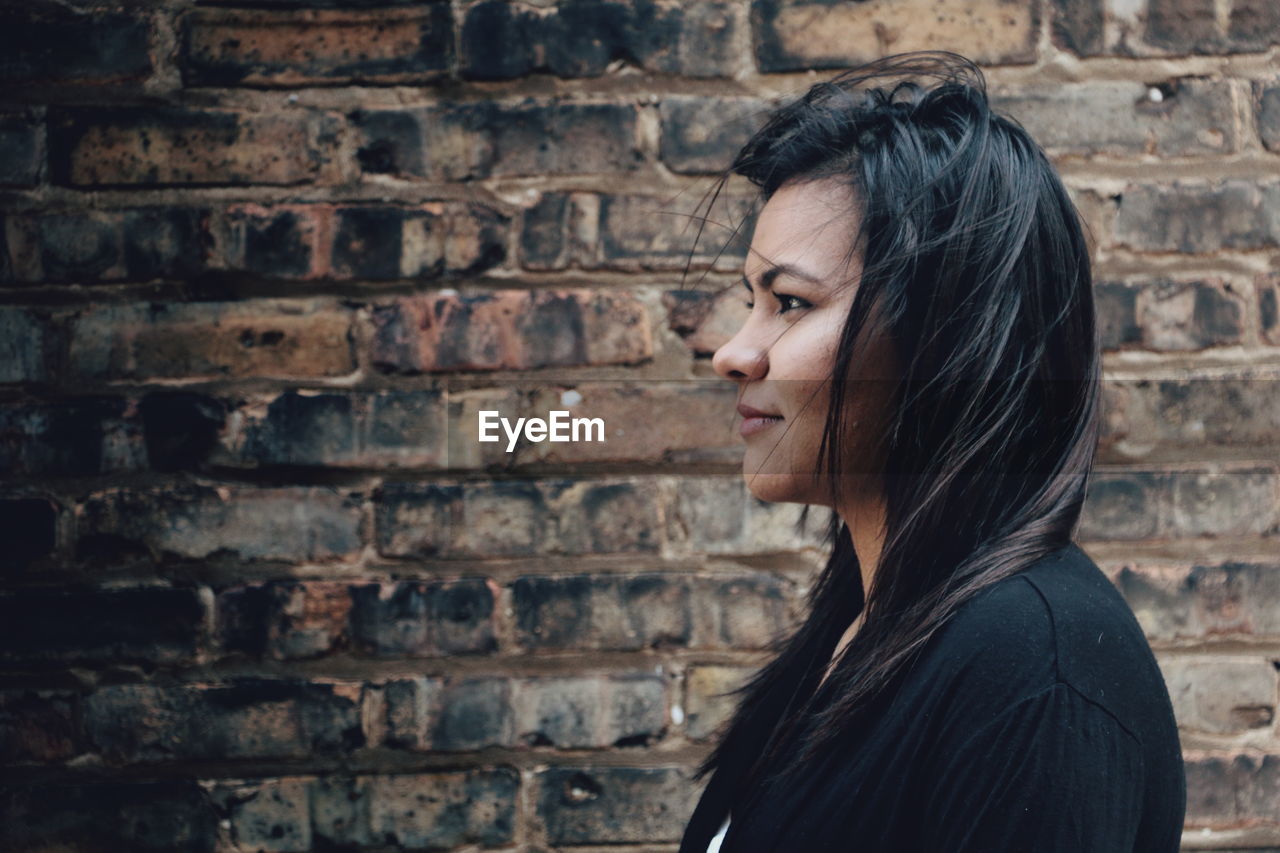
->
68, 299, 356, 382
182, 6, 453, 87
49, 107, 337, 186
752, 0, 1038, 72
370, 289, 652, 374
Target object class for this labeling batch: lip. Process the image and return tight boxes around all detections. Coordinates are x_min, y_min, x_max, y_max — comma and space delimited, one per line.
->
737, 403, 784, 438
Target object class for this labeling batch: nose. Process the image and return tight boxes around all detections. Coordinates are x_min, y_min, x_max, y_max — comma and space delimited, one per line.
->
712, 323, 769, 382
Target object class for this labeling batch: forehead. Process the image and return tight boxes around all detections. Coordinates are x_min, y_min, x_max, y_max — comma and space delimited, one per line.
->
746, 178, 860, 281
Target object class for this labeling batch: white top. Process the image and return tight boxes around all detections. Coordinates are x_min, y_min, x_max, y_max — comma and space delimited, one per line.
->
707, 815, 730, 853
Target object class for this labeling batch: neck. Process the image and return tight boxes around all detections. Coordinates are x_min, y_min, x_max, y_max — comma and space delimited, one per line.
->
836, 479, 888, 599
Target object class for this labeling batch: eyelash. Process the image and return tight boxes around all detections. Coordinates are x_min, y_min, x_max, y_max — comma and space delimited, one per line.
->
745, 292, 811, 314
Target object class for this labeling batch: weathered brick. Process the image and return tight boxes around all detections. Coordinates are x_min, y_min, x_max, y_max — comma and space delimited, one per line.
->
599, 193, 754, 270
660, 95, 769, 173
1260, 274, 1280, 345
992, 80, 1237, 157
0, 781, 218, 853
49, 107, 335, 186
1256, 83, 1280, 153
1049, 0, 1104, 55
461, 0, 745, 80
0, 110, 42, 185
371, 289, 652, 374
0, 690, 79, 762
1094, 279, 1245, 351
330, 204, 508, 280
182, 6, 453, 86
220, 204, 320, 279
0, 8, 152, 86
684, 665, 751, 741
513, 675, 667, 748
1145, 0, 1217, 53
1100, 376, 1280, 459
363, 770, 517, 848
84, 680, 363, 763
4, 207, 210, 283
1226, 0, 1280, 53
219, 389, 448, 470
664, 286, 751, 357
0, 497, 59, 570
1078, 471, 1163, 541
218, 581, 353, 660
0, 586, 204, 664
76, 485, 363, 564
67, 299, 356, 382
0, 397, 147, 477
352, 101, 640, 180
667, 475, 828, 554
752, 0, 1038, 72
1159, 657, 1275, 733
376, 479, 663, 558
0, 307, 49, 384
1169, 467, 1279, 537
1112, 561, 1280, 641
513, 572, 796, 651
207, 778, 309, 853
1186, 755, 1280, 826
535, 766, 693, 844
1113, 182, 1280, 252
348, 578, 496, 656
430, 678, 513, 750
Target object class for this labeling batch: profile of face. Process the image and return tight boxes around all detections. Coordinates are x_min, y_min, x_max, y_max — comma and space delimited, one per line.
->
712, 177, 900, 508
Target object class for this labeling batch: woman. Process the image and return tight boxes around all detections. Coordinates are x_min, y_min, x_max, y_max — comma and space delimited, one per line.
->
679, 53, 1186, 852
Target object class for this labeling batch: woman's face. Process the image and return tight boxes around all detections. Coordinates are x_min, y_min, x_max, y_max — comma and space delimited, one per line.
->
712, 177, 898, 506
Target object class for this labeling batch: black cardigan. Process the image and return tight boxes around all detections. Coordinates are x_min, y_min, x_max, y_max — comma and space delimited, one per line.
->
677, 543, 1186, 852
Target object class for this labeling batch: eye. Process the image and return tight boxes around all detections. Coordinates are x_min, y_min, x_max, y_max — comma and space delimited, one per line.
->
776, 292, 812, 314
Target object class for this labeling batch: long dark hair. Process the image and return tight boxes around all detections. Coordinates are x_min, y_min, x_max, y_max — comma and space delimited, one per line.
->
689, 50, 1101, 806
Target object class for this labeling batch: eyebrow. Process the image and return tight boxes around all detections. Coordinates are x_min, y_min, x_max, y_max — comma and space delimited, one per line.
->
740, 263, 825, 293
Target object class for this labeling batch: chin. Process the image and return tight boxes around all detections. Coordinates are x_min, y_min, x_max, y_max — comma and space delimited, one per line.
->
740, 469, 818, 505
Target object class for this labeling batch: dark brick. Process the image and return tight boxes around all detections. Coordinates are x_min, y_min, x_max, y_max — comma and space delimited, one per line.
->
460, 0, 744, 80
49, 107, 333, 187
218, 581, 352, 660
1113, 182, 1280, 252
206, 778, 309, 851
0, 690, 78, 762
521, 191, 571, 269
1145, 0, 1217, 52
0, 110, 42, 185
349, 578, 497, 656
1049, 0, 1104, 55
351, 108, 422, 175
0, 307, 49, 383
1227, 0, 1280, 53
238, 207, 314, 278
181, 5, 453, 87
513, 574, 693, 651
0, 397, 145, 478
370, 289, 651, 374
83, 679, 364, 762
0, 8, 152, 86
356, 770, 518, 848
1185, 754, 1280, 825
0, 781, 218, 853
331, 204, 507, 280
76, 485, 363, 565
1095, 282, 1141, 350
0, 497, 58, 571
660, 96, 769, 174
1261, 274, 1280, 345
1078, 471, 1164, 540
5, 207, 210, 284
138, 392, 227, 472
514, 675, 667, 748
1101, 377, 1280, 455
536, 767, 693, 844
0, 586, 204, 663
431, 678, 513, 750
1256, 83, 1280, 153
752, 0, 1038, 72
374, 482, 462, 557
1169, 467, 1278, 537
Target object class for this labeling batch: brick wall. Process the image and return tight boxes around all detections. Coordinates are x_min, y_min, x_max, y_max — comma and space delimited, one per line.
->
1, 1, 1277, 850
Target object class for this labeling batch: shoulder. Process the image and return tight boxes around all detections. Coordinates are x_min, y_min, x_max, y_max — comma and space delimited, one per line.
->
917, 543, 1170, 743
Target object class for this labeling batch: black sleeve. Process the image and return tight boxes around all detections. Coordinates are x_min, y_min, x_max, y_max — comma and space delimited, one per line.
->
919, 681, 1146, 852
